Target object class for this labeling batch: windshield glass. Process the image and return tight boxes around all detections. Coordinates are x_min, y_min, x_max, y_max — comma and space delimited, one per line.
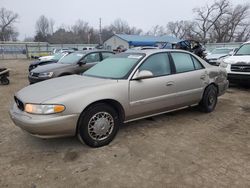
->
235, 44, 250, 55
51, 52, 65, 61
212, 48, 232, 54
58, 52, 85, 64
84, 53, 145, 79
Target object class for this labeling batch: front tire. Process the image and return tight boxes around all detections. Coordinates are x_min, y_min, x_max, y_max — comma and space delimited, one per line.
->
199, 85, 218, 113
77, 103, 120, 147
1, 77, 9, 85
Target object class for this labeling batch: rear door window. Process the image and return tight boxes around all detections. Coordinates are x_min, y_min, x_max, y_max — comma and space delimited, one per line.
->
83, 53, 101, 63
171, 52, 195, 73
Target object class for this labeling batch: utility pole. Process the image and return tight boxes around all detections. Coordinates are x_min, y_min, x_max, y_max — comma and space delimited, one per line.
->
99, 18, 103, 45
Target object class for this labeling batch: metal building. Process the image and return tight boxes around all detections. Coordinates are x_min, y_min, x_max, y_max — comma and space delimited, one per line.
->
103, 34, 180, 50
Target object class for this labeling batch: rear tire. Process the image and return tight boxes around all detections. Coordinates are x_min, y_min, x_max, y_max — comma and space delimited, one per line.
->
199, 85, 218, 113
77, 103, 120, 147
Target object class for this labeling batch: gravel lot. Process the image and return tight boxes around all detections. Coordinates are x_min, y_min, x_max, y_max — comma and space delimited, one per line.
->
0, 59, 250, 188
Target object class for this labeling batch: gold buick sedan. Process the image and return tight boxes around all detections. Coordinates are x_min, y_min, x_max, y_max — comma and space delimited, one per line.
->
10, 49, 228, 147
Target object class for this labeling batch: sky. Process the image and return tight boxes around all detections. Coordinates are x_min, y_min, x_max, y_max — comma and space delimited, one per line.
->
1, 0, 250, 40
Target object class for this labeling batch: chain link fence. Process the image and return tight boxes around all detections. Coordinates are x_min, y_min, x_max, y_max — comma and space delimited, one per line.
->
205, 42, 243, 52
0, 42, 97, 60
0, 41, 245, 60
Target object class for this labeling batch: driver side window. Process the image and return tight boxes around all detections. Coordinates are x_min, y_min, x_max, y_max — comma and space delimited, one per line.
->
83, 53, 100, 63
139, 53, 171, 77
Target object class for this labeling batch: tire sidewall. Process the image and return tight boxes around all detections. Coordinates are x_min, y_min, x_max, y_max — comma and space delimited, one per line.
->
201, 85, 218, 113
1, 77, 9, 85
78, 103, 120, 147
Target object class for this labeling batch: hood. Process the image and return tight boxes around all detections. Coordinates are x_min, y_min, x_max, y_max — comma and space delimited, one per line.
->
16, 75, 117, 104
206, 53, 228, 60
39, 55, 53, 61
223, 55, 250, 64
30, 59, 55, 66
31, 63, 71, 73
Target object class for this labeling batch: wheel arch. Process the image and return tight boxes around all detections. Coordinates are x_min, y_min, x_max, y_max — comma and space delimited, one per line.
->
75, 99, 125, 135
203, 82, 219, 96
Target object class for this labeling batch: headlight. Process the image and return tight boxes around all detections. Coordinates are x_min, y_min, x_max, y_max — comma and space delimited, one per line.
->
25, 104, 65, 114
219, 61, 228, 68
39, 72, 53, 78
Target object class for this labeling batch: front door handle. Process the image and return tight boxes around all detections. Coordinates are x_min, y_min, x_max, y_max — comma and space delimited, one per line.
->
200, 75, 206, 80
166, 81, 174, 86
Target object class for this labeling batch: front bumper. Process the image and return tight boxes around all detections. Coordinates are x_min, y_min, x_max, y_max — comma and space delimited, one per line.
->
9, 104, 79, 138
28, 75, 50, 84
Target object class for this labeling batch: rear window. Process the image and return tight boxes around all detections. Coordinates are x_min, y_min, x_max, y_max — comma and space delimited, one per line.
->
171, 52, 195, 73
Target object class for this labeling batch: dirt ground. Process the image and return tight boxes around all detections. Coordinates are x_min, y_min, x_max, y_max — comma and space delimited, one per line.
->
0, 59, 250, 188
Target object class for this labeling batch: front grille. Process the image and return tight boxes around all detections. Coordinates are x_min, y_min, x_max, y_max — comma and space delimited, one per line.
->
231, 64, 250, 72
14, 96, 24, 111
30, 72, 39, 77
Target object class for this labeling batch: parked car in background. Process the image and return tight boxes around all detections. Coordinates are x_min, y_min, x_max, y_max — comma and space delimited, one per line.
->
10, 49, 228, 147
51, 48, 77, 54
29, 52, 72, 72
131, 46, 159, 50
206, 47, 234, 66
164, 40, 207, 59
28, 50, 115, 84
82, 46, 95, 50
219, 41, 250, 84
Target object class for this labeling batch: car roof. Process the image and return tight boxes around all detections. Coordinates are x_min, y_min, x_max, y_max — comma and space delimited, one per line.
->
72, 50, 114, 54
126, 49, 195, 56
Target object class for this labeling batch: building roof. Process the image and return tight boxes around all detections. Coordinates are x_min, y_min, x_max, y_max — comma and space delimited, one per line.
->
115, 34, 180, 46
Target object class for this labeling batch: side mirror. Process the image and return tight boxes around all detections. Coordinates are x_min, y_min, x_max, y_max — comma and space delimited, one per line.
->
228, 51, 234, 56
133, 70, 153, 80
78, 59, 87, 66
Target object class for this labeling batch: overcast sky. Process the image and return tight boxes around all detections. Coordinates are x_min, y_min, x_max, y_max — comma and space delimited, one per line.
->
1, 0, 249, 40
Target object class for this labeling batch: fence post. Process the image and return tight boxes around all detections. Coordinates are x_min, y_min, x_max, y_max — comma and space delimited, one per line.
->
38, 42, 40, 57
1, 45, 3, 59
25, 44, 29, 59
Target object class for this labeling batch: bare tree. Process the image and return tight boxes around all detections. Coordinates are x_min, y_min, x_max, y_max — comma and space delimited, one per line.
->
109, 18, 142, 35
147, 25, 165, 36
234, 23, 250, 42
209, 3, 250, 42
49, 18, 55, 35
166, 21, 195, 39
226, 4, 250, 42
71, 20, 92, 43
193, 0, 230, 43
0, 7, 19, 41
35, 15, 50, 41
109, 19, 130, 34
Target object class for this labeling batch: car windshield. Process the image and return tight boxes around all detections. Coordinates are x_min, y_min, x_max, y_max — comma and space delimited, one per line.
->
51, 53, 65, 61
58, 52, 86, 64
235, 44, 250, 55
211, 48, 232, 54
83, 53, 145, 79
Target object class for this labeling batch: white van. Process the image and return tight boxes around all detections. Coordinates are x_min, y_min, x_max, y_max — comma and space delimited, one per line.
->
219, 41, 250, 84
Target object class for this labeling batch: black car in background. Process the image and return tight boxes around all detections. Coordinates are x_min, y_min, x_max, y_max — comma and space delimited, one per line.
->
29, 52, 72, 72
28, 50, 115, 84
162, 39, 206, 59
